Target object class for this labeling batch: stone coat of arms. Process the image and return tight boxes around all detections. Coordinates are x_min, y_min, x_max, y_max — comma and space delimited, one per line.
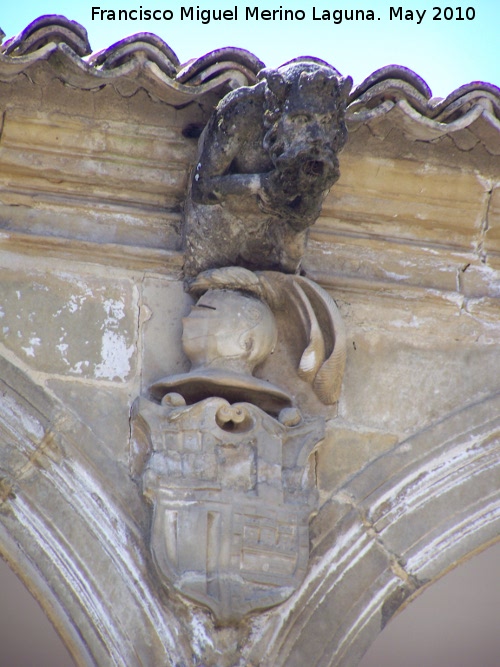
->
133, 58, 349, 624
138, 394, 323, 623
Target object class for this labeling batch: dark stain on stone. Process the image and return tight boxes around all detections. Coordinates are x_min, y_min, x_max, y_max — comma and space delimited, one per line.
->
381, 584, 412, 630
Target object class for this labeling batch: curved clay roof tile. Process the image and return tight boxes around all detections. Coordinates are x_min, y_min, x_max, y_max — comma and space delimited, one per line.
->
348, 78, 431, 116
89, 32, 180, 76
351, 64, 432, 101
176, 47, 265, 84
177, 61, 260, 89
429, 81, 500, 120
1, 15, 91, 57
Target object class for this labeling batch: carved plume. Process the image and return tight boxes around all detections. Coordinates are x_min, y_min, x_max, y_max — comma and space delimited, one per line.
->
189, 267, 346, 404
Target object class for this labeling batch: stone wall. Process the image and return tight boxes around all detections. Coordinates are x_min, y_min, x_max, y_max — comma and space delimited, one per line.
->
0, 19, 499, 667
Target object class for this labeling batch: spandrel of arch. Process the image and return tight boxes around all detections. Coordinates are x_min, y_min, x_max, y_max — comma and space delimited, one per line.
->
0, 355, 191, 667
248, 390, 500, 667
1, 351, 499, 666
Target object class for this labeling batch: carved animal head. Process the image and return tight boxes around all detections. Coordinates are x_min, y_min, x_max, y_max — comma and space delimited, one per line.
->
261, 59, 351, 190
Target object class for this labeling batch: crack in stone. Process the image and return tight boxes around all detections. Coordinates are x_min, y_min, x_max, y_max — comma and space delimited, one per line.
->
0, 424, 65, 508
356, 502, 425, 629
0, 476, 16, 505
475, 187, 492, 265
335, 490, 424, 589
329, 489, 426, 633
128, 273, 146, 463
455, 186, 493, 296
108, 81, 187, 110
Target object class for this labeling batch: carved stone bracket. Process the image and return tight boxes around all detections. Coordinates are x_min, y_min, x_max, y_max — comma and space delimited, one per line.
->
133, 57, 350, 624
183, 58, 351, 276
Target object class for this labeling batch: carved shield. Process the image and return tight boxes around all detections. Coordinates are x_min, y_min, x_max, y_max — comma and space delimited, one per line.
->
139, 397, 323, 623
149, 490, 310, 623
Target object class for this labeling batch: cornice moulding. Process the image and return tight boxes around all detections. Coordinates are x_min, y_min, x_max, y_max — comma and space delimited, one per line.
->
1, 17, 499, 152
0, 16, 498, 300
0, 230, 183, 275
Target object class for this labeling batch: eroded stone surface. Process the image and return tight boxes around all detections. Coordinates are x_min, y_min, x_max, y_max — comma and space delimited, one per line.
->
140, 277, 192, 390
46, 381, 133, 464
317, 425, 399, 498
0, 25, 498, 667
183, 59, 351, 276
0, 267, 137, 381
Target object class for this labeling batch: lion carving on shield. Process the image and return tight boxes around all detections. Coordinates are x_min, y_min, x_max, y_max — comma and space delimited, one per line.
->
183, 58, 352, 277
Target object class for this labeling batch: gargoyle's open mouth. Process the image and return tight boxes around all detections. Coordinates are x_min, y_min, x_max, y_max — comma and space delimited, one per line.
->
302, 160, 325, 177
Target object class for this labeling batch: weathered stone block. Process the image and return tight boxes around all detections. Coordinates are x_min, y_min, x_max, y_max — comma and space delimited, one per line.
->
317, 425, 399, 498
0, 267, 137, 381
321, 155, 488, 249
140, 277, 192, 390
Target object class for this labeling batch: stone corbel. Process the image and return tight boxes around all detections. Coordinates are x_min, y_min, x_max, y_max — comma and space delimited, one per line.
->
132, 57, 350, 624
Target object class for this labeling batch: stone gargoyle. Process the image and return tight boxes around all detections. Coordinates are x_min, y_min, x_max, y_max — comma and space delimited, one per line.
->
183, 57, 352, 276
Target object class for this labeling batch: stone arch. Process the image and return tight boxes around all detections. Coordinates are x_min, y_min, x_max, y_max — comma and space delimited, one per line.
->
0, 355, 190, 667
256, 391, 500, 667
1, 358, 499, 667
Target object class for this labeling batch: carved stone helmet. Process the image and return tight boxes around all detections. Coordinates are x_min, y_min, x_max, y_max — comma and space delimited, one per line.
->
182, 289, 277, 373
150, 290, 292, 413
